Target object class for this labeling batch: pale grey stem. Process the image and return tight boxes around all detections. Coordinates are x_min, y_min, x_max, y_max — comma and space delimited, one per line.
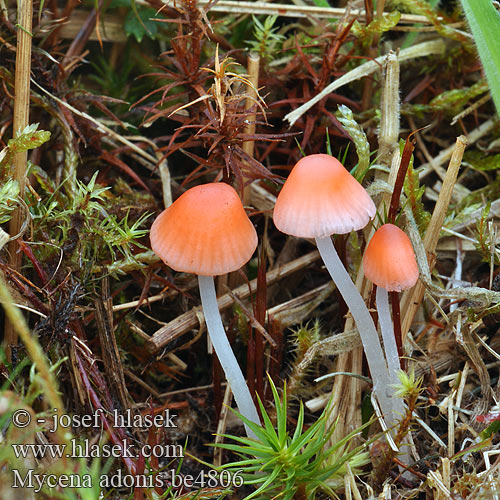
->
375, 287, 411, 473
376, 286, 401, 387
198, 275, 260, 438
315, 236, 393, 422
376, 286, 406, 430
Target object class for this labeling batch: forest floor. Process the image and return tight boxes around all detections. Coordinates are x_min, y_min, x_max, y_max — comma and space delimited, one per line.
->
1, 1, 500, 499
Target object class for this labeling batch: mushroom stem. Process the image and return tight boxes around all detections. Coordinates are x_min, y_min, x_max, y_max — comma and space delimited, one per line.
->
375, 286, 406, 431
315, 236, 393, 422
376, 286, 401, 386
198, 275, 260, 438
376, 287, 412, 472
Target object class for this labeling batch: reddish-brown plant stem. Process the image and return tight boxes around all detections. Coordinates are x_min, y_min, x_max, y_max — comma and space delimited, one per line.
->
212, 355, 223, 422
387, 134, 416, 223
246, 321, 256, 402
255, 244, 267, 402
390, 291, 404, 369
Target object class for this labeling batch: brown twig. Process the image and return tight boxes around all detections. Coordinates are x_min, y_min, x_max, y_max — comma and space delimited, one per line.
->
5, 0, 33, 360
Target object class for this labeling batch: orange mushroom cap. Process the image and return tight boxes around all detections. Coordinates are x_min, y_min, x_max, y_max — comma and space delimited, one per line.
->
363, 223, 419, 292
150, 183, 257, 276
273, 154, 376, 238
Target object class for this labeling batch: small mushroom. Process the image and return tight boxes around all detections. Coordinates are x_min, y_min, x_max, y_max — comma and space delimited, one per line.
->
150, 183, 260, 436
273, 154, 392, 421
363, 223, 419, 391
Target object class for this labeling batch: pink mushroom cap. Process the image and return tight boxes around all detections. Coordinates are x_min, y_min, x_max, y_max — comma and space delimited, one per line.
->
273, 154, 376, 238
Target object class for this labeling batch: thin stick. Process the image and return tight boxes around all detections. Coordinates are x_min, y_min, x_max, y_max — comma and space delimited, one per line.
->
5, 0, 33, 359
390, 290, 403, 366
400, 136, 467, 339
243, 52, 260, 204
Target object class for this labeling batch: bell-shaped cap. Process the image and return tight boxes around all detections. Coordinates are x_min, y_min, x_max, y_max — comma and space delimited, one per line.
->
150, 183, 257, 276
363, 223, 419, 292
273, 154, 376, 238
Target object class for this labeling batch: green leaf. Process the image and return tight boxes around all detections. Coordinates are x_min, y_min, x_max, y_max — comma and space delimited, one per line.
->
124, 7, 158, 43
336, 104, 370, 181
8, 123, 51, 153
460, 0, 500, 115
480, 420, 500, 440
463, 149, 500, 171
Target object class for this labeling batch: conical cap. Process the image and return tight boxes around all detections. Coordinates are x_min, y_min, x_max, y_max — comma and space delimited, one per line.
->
273, 154, 376, 238
363, 224, 419, 292
150, 183, 257, 276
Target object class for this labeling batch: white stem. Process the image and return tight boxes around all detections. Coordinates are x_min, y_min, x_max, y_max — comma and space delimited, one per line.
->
376, 286, 405, 428
198, 275, 260, 438
315, 236, 393, 422
376, 286, 401, 387
376, 287, 411, 470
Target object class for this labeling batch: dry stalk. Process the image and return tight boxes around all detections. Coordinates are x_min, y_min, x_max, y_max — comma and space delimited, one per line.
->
5, 0, 33, 359
250, 180, 276, 212
268, 281, 334, 327
378, 52, 400, 168
154, 1, 434, 24
38, 10, 126, 43
124, 369, 162, 399
400, 135, 467, 340
325, 299, 364, 441
213, 385, 232, 467
31, 80, 159, 166
243, 52, 260, 204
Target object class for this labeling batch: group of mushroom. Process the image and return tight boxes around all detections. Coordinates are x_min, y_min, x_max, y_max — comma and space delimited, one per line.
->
149, 153, 419, 440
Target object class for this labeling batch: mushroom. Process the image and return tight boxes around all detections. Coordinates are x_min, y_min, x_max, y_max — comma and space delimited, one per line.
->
363, 223, 419, 392
150, 182, 260, 436
273, 154, 392, 421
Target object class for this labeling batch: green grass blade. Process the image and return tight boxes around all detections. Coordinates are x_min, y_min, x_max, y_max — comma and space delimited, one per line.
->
460, 0, 500, 114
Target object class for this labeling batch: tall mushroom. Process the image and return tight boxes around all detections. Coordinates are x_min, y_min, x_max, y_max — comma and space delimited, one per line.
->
273, 153, 393, 422
150, 183, 260, 436
363, 223, 419, 394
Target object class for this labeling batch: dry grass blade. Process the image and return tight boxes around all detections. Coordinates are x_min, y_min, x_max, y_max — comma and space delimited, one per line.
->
155, 1, 435, 23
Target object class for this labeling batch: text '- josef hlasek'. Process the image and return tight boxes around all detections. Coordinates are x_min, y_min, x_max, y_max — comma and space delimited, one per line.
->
42, 408, 179, 433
